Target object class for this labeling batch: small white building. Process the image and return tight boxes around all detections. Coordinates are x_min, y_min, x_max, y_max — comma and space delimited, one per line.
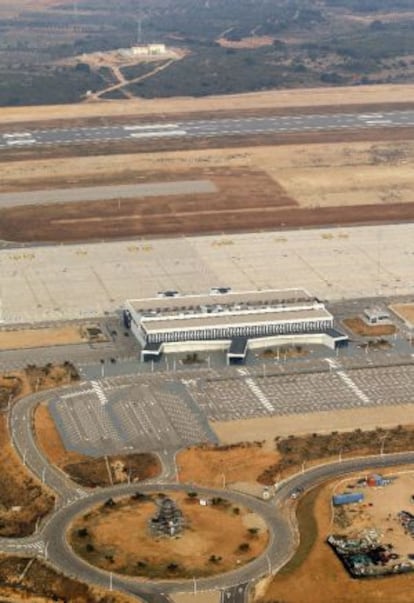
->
131, 43, 166, 56
363, 307, 390, 325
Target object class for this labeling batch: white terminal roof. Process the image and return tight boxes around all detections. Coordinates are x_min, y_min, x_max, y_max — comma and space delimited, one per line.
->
126, 288, 332, 334
128, 288, 314, 315
142, 307, 332, 334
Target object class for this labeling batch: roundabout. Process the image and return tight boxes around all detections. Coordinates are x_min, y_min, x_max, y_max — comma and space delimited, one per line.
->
69, 490, 269, 579
2, 383, 414, 602
41, 482, 285, 599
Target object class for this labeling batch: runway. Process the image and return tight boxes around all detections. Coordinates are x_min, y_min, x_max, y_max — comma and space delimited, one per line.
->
1, 110, 414, 149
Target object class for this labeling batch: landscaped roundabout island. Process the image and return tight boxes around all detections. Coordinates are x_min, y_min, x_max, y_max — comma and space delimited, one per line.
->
69, 490, 269, 579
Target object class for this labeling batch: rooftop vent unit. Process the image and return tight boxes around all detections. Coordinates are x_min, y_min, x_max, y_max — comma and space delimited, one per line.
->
157, 290, 179, 298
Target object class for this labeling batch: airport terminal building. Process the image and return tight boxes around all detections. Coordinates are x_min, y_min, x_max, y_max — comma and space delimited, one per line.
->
123, 288, 347, 363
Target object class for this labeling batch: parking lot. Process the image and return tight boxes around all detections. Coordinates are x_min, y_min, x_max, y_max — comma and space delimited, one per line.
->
45, 355, 414, 455
49, 377, 217, 457
184, 361, 414, 422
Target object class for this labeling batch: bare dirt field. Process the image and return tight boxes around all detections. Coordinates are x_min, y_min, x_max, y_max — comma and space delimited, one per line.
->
390, 303, 414, 327
342, 317, 396, 337
0, 84, 413, 126
213, 404, 414, 449
70, 491, 268, 578
261, 471, 414, 603
177, 443, 279, 488
217, 36, 275, 49
0, 325, 85, 351
35, 404, 161, 487
1, 137, 414, 242
172, 593, 219, 603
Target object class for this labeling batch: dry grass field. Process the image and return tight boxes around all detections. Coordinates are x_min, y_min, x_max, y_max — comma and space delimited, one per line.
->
390, 303, 414, 327
0, 83, 413, 125
0, 363, 81, 535
0, 415, 54, 537
0, 554, 136, 603
1, 137, 414, 242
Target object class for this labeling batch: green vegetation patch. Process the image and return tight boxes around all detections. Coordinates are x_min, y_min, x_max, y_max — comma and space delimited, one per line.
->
279, 485, 321, 575
259, 425, 414, 484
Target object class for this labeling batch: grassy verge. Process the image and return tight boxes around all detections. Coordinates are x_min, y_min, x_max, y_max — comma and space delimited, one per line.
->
259, 425, 414, 484
279, 486, 320, 575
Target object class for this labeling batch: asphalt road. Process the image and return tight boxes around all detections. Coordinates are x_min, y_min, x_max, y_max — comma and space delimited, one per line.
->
1, 110, 413, 150
2, 381, 414, 602
221, 583, 249, 603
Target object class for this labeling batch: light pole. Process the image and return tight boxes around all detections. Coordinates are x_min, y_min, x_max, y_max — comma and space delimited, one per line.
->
109, 571, 113, 591
193, 576, 197, 595
338, 448, 343, 462
41, 467, 46, 483
379, 434, 388, 456
265, 554, 272, 576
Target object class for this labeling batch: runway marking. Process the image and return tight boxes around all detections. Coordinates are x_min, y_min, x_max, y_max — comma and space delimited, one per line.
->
3, 132, 33, 138
129, 129, 187, 138
123, 123, 179, 131
1, 111, 414, 152
5, 138, 36, 146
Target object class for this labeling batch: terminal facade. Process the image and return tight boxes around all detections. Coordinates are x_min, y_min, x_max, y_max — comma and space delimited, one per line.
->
123, 288, 347, 363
